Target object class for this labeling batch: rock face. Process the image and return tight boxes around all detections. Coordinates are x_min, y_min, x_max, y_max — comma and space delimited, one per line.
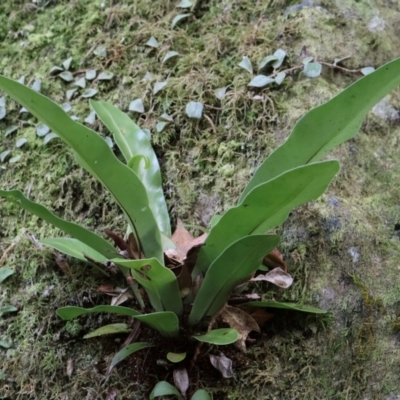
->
0, 0, 400, 399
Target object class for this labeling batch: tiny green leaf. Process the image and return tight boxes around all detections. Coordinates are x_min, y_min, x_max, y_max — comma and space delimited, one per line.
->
50, 66, 63, 75
0, 305, 18, 318
66, 88, 78, 100
248, 75, 275, 88
81, 88, 98, 98
36, 124, 50, 137
5, 125, 18, 137
9, 155, 21, 163
129, 98, 145, 113
83, 323, 130, 338
0, 340, 12, 349
145, 36, 160, 48
153, 81, 168, 95
192, 328, 239, 345
275, 71, 286, 85
161, 113, 174, 122
43, 132, 59, 144
74, 77, 86, 88
62, 57, 73, 70
59, 71, 74, 82
176, 0, 193, 8
272, 48, 286, 68
104, 136, 114, 148
98, 71, 114, 81
185, 101, 203, 119
61, 103, 72, 112
94, 46, 107, 57
171, 13, 191, 28
84, 111, 96, 124
162, 51, 180, 64
303, 62, 322, 78
85, 69, 97, 80
0, 150, 11, 163
167, 352, 187, 363
302, 56, 314, 65
214, 86, 228, 100
0, 268, 14, 283
156, 121, 168, 133
238, 56, 253, 74
258, 55, 278, 71
16, 138, 28, 148
150, 381, 183, 400
31, 79, 41, 92
361, 66, 375, 75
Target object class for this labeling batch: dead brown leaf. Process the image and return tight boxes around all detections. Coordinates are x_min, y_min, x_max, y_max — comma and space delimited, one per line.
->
110, 287, 133, 306
165, 219, 207, 263
171, 264, 192, 297
209, 353, 234, 378
105, 230, 127, 251
55, 254, 71, 275
263, 248, 287, 272
173, 367, 189, 397
127, 233, 141, 259
251, 267, 293, 288
220, 305, 260, 352
248, 308, 274, 326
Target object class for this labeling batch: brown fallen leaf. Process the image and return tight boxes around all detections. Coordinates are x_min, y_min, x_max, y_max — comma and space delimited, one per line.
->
263, 248, 287, 272
55, 253, 72, 275
127, 233, 141, 259
110, 287, 133, 306
209, 353, 234, 378
228, 293, 261, 305
251, 267, 293, 288
173, 367, 189, 398
220, 305, 260, 352
165, 219, 207, 263
66, 358, 73, 378
105, 230, 127, 251
248, 308, 274, 326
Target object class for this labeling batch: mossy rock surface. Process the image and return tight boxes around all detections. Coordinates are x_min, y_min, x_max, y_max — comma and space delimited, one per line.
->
1, 0, 400, 399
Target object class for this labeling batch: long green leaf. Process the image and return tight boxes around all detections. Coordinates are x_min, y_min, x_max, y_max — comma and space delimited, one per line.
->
189, 235, 279, 326
0, 76, 163, 262
83, 323, 130, 338
57, 305, 141, 319
108, 342, 151, 375
240, 56, 400, 200
195, 161, 339, 273
40, 237, 108, 263
90, 100, 171, 236
242, 301, 327, 313
0, 267, 14, 283
192, 328, 239, 345
112, 258, 183, 315
57, 305, 179, 337
0, 190, 118, 260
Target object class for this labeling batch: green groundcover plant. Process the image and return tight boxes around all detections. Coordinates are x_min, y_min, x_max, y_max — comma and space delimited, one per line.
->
0, 56, 400, 398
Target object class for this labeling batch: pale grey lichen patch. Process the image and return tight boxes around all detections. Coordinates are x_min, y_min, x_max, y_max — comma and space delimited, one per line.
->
372, 98, 399, 121
368, 16, 385, 32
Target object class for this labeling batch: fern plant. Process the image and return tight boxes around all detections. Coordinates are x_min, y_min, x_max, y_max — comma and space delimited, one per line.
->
0, 56, 399, 398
